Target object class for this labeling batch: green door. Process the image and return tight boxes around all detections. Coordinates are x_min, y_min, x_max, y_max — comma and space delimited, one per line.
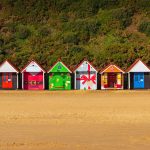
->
54, 75, 64, 89
49, 73, 71, 90
64, 75, 71, 90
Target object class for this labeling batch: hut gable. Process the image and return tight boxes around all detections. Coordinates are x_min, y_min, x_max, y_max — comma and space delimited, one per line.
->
127, 59, 150, 73
48, 61, 72, 73
22, 60, 45, 73
0, 60, 18, 73
101, 64, 125, 73
75, 61, 97, 72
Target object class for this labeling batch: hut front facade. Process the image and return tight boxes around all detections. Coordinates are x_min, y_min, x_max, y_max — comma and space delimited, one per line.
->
0, 60, 19, 90
48, 61, 72, 90
100, 64, 125, 89
21, 60, 45, 90
74, 60, 97, 90
127, 59, 150, 89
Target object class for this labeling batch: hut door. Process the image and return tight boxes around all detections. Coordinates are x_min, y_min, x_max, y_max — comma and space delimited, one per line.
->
2, 73, 13, 88
134, 73, 144, 89
55, 75, 64, 89
108, 73, 117, 88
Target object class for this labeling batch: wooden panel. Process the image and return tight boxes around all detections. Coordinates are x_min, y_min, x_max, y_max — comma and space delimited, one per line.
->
104, 65, 122, 73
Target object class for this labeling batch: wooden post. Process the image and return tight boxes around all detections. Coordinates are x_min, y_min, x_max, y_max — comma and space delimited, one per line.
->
22, 73, 24, 89
128, 72, 130, 89
16, 73, 18, 89
43, 72, 45, 90
122, 73, 124, 89
74, 72, 76, 90
96, 72, 97, 90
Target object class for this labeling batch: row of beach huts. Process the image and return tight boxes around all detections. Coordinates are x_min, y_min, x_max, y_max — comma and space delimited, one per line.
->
0, 59, 150, 90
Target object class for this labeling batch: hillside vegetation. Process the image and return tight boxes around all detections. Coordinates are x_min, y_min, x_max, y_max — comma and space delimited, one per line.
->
0, 0, 150, 70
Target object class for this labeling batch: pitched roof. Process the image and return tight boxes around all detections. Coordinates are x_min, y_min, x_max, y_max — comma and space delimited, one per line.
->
100, 63, 125, 74
21, 59, 46, 73
48, 60, 72, 73
73, 59, 97, 72
0, 60, 19, 73
126, 58, 150, 72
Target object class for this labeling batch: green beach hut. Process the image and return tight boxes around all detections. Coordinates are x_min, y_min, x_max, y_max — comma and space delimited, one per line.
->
48, 61, 72, 90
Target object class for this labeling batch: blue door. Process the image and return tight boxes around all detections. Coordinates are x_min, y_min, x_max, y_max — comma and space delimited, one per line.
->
134, 73, 144, 89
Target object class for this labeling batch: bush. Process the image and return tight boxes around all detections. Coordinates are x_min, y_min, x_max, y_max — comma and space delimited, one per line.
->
63, 32, 79, 44
63, 19, 101, 43
138, 21, 150, 36
17, 26, 31, 39
38, 26, 51, 37
69, 45, 84, 53
59, 13, 69, 22
0, 38, 4, 47
114, 7, 134, 29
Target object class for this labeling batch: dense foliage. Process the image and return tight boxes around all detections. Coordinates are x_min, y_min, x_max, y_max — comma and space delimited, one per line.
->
0, 0, 150, 70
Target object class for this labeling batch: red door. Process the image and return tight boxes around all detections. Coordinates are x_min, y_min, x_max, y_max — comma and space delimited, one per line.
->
24, 72, 43, 90
2, 73, 13, 89
108, 73, 117, 88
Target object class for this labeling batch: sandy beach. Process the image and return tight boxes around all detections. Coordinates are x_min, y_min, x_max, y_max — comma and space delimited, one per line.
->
0, 90, 150, 150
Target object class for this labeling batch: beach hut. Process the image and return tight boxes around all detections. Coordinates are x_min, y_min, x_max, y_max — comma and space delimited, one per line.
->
21, 60, 45, 90
100, 64, 125, 89
48, 60, 72, 90
0, 60, 19, 90
74, 60, 97, 90
126, 59, 150, 89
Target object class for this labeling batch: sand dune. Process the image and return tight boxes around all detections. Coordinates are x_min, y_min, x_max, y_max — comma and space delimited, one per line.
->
0, 90, 150, 150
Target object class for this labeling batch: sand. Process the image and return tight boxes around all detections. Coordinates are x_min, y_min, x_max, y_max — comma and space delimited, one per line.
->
0, 90, 150, 150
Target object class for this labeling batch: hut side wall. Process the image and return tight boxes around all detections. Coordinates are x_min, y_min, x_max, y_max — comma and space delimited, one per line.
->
12, 73, 17, 89
71, 73, 74, 90
45, 73, 49, 90
97, 73, 101, 90
18, 73, 22, 89
145, 73, 150, 89
124, 73, 128, 89
130, 73, 134, 89
0, 73, 2, 89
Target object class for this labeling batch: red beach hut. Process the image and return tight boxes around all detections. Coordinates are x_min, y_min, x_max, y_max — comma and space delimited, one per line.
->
21, 60, 45, 90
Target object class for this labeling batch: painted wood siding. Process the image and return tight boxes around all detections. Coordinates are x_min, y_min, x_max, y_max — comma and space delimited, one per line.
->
130, 72, 150, 89
12, 73, 17, 89
0, 73, 17, 90
0, 73, 2, 89
76, 71, 97, 90
145, 73, 150, 89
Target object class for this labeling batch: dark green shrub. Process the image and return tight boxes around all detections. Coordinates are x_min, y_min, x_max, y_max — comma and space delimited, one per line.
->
138, 21, 150, 36
17, 26, 31, 39
114, 7, 134, 29
38, 26, 51, 37
70, 45, 84, 53
59, 13, 69, 22
63, 32, 79, 44
0, 38, 4, 47
86, 19, 101, 35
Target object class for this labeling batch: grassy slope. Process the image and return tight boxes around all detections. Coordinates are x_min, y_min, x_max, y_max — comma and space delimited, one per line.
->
0, 0, 150, 70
